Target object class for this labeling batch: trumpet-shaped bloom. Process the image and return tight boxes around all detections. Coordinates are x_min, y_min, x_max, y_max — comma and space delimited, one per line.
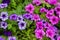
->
0, 3, 8, 8
2, 0, 10, 4
8, 36, 16, 40
32, 0, 41, 6
1, 12, 8, 21
17, 15, 24, 22
9, 14, 18, 20
36, 21, 43, 29
46, 29, 55, 38
40, 8, 47, 13
1, 22, 8, 29
18, 21, 26, 30
25, 4, 34, 13
23, 13, 33, 20
35, 29, 45, 39
49, 16, 59, 25
45, 0, 57, 5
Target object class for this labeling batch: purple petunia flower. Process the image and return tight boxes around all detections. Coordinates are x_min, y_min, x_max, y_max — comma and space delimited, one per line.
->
0, 36, 5, 40
32, 0, 41, 6
23, 13, 33, 20
8, 36, 16, 40
0, 3, 8, 8
45, 0, 57, 5
35, 29, 45, 39
49, 16, 59, 25
9, 14, 18, 20
2, 0, 10, 5
1, 21, 8, 29
17, 15, 24, 22
25, 4, 34, 13
1, 12, 8, 21
46, 29, 55, 39
4, 30, 12, 36
18, 21, 26, 30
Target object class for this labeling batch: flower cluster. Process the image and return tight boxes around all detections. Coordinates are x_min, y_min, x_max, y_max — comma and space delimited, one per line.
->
24, 0, 60, 40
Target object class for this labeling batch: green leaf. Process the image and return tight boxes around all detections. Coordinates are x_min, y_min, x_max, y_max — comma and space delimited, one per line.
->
7, 24, 12, 29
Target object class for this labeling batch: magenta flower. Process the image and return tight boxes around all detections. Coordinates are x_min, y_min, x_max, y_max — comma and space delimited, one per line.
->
48, 9, 54, 14
35, 29, 45, 39
43, 22, 51, 28
46, 29, 55, 39
32, 14, 40, 21
57, 36, 60, 40
18, 21, 26, 30
25, 4, 34, 13
1, 21, 8, 29
46, 13, 53, 19
9, 14, 18, 20
49, 16, 59, 25
45, 0, 57, 5
8, 36, 16, 40
0, 3, 8, 8
55, 6, 60, 12
32, 0, 41, 6
36, 21, 43, 29
40, 8, 48, 13
1, 12, 8, 21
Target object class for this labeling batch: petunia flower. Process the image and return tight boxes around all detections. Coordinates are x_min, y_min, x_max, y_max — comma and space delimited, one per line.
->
35, 29, 45, 39
49, 16, 59, 25
36, 21, 43, 29
18, 21, 26, 30
8, 36, 16, 40
40, 8, 48, 13
0, 3, 8, 8
0, 36, 5, 40
32, 0, 41, 6
45, 0, 57, 5
46, 29, 55, 39
55, 6, 60, 12
32, 14, 40, 22
25, 4, 34, 13
2, 0, 10, 5
3, 30, 12, 36
9, 14, 18, 20
1, 12, 8, 21
1, 21, 8, 29
17, 15, 24, 22
23, 13, 33, 20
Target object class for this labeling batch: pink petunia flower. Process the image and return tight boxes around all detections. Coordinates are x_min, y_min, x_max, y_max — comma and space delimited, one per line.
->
45, 0, 57, 5
32, 14, 40, 22
32, 0, 41, 6
40, 8, 48, 13
46, 13, 53, 19
35, 29, 45, 39
36, 21, 43, 29
46, 29, 55, 39
25, 4, 34, 13
49, 16, 59, 25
